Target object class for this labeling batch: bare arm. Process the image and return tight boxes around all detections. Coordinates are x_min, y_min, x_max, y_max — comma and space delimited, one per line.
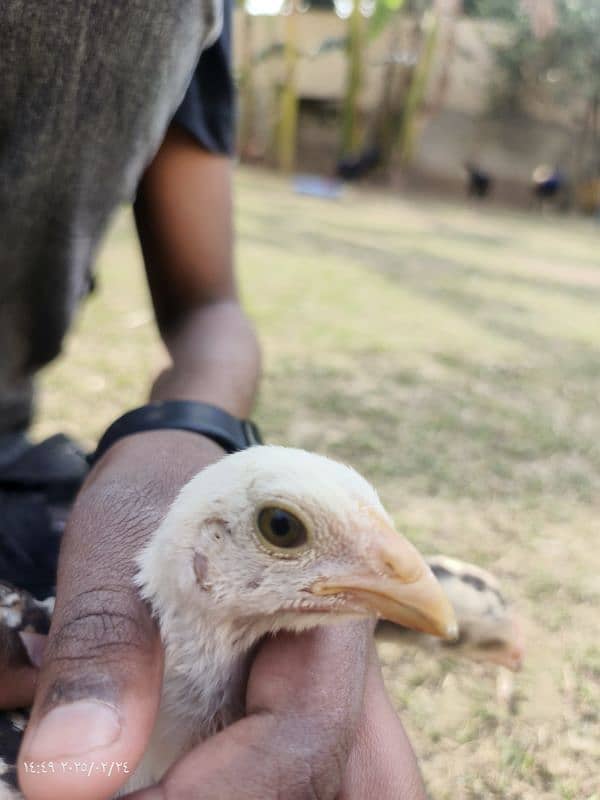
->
134, 124, 260, 411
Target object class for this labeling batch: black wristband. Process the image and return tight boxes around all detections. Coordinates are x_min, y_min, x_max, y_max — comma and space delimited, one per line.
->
88, 401, 263, 465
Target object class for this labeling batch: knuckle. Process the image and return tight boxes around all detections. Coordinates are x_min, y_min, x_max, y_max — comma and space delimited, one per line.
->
47, 586, 155, 666
163, 784, 196, 800
306, 752, 345, 800
274, 718, 346, 800
66, 479, 166, 565
281, 758, 338, 800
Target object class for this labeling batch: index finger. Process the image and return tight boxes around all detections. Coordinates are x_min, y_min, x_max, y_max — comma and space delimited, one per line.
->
0, 626, 38, 709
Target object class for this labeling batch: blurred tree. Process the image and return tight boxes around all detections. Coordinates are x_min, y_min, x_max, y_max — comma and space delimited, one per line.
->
276, 1, 300, 172
464, 0, 558, 35
483, 1, 599, 140
367, 0, 409, 168
476, 0, 600, 190
340, 0, 366, 156
396, 8, 439, 163
395, 0, 465, 165
463, 0, 518, 18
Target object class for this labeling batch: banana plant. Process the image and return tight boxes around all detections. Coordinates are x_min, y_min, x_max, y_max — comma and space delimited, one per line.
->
340, 0, 366, 155
277, 0, 300, 172
396, 6, 439, 163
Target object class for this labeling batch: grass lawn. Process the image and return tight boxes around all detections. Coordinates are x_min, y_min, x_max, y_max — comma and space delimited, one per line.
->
35, 167, 600, 799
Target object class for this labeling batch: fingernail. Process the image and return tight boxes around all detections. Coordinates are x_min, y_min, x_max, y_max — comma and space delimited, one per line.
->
27, 700, 121, 760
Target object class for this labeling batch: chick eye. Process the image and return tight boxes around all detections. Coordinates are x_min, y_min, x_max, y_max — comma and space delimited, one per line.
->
257, 507, 307, 550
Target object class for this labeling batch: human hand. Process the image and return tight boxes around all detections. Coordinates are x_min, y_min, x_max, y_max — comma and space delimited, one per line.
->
0, 625, 39, 710
17, 430, 225, 799
123, 628, 426, 800
16, 431, 426, 800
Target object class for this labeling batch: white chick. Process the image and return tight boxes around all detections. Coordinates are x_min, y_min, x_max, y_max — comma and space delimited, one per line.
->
120, 446, 456, 794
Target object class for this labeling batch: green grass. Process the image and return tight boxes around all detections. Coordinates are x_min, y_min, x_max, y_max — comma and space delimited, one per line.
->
35, 167, 600, 799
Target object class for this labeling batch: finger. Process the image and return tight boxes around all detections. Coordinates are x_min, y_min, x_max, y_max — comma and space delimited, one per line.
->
337, 641, 427, 800
124, 623, 372, 800
0, 665, 38, 710
247, 621, 370, 722
0, 625, 38, 709
18, 481, 164, 800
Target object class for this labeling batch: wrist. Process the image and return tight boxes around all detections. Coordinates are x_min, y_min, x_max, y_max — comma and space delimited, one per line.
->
85, 429, 226, 495
88, 400, 262, 467
149, 301, 261, 418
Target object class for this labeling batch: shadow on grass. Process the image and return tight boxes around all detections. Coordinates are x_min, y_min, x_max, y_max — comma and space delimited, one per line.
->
242, 208, 600, 308
244, 199, 600, 509
258, 348, 600, 508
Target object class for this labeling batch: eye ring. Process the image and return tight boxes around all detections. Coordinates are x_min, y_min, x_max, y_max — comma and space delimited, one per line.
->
256, 507, 308, 551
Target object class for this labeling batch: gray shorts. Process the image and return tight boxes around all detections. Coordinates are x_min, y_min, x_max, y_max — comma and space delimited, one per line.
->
0, 0, 221, 436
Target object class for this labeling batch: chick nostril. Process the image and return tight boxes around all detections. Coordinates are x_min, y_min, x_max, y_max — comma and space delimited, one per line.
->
382, 558, 400, 577
380, 554, 422, 583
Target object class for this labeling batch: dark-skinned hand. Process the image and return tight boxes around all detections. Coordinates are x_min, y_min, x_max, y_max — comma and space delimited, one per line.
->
5, 431, 426, 800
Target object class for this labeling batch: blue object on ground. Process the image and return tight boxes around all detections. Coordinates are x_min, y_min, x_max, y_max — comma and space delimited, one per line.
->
293, 174, 344, 200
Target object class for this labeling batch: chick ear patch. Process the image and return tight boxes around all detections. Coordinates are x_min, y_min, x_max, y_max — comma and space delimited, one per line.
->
193, 552, 211, 590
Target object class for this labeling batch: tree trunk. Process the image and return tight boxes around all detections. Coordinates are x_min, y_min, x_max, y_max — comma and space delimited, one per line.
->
277, 5, 299, 173
340, 0, 364, 157
397, 9, 439, 165
369, 13, 401, 170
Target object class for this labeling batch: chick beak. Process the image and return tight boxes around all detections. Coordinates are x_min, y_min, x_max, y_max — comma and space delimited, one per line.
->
311, 520, 457, 640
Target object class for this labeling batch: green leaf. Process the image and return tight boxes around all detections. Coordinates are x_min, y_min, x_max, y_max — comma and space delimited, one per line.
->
368, 0, 407, 40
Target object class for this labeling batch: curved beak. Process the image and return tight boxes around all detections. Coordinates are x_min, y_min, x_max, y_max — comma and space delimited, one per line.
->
311, 518, 457, 640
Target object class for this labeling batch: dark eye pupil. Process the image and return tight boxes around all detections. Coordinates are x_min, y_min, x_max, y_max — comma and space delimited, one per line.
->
257, 507, 307, 549
270, 511, 292, 538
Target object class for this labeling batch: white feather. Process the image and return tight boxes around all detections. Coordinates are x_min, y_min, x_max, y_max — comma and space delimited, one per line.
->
120, 446, 390, 793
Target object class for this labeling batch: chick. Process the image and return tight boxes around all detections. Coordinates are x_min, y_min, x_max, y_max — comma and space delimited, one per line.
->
125, 446, 455, 793
0, 446, 455, 798
377, 555, 524, 672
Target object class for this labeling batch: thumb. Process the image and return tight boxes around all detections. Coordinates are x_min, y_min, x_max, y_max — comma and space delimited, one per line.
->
17, 482, 165, 800
18, 430, 220, 799
18, 583, 163, 800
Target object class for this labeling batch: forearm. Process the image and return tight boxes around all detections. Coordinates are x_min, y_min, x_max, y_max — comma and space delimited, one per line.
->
134, 126, 260, 418
150, 299, 260, 417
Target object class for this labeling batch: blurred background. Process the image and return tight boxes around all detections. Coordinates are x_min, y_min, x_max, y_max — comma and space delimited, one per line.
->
235, 0, 600, 212
35, 1, 598, 798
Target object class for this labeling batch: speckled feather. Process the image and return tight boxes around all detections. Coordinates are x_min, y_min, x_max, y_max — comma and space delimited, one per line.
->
377, 555, 524, 671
